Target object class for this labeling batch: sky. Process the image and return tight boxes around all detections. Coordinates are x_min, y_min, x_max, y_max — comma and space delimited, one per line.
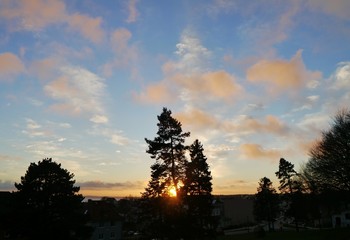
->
0, 0, 350, 198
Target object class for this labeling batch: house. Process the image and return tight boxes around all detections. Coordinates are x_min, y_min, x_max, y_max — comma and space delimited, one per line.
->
332, 211, 350, 228
216, 195, 255, 228
0, 192, 11, 240
84, 198, 122, 240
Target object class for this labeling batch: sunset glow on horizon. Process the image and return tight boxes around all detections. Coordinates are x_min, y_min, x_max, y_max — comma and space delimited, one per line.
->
1, 0, 350, 198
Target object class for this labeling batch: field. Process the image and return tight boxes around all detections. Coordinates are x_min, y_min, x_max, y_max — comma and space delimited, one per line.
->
218, 228, 350, 240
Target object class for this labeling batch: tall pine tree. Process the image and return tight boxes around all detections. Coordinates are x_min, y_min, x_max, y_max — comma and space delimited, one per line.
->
182, 139, 214, 238
144, 107, 190, 196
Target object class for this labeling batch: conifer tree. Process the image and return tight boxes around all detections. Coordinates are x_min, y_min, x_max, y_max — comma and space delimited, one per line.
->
182, 139, 214, 238
253, 177, 279, 231
144, 107, 190, 195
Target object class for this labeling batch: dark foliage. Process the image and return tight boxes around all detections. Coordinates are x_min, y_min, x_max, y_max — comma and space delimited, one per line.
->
144, 107, 190, 196
141, 108, 215, 239
8, 158, 91, 240
305, 109, 350, 192
253, 177, 279, 231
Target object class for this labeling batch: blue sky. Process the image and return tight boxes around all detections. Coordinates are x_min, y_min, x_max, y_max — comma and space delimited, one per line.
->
0, 0, 350, 197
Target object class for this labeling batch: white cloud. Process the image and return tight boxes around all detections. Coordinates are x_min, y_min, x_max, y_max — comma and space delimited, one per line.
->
331, 62, 350, 89
90, 115, 109, 124
175, 29, 211, 74
26, 118, 41, 129
45, 66, 106, 117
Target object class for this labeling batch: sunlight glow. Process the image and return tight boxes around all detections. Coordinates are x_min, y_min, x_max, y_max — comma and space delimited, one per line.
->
169, 186, 177, 197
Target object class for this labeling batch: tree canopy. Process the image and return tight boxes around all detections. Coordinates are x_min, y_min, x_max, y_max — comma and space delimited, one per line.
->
11, 158, 90, 240
144, 107, 190, 196
305, 109, 350, 192
253, 177, 279, 231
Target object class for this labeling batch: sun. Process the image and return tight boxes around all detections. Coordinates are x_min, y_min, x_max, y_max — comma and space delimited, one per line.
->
169, 186, 177, 197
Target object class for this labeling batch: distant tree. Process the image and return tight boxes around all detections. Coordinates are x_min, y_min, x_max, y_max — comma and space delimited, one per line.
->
144, 107, 190, 196
182, 139, 214, 238
305, 109, 350, 192
10, 158, 90, 240
275, 158, 298, 194
253, 177, 279, 231
275, 158, 303, 231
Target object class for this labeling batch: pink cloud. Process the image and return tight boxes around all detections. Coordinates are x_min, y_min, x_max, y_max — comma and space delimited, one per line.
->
133, 82, 176, 104
0, 0, 65, 30
68, 14, 104, 44
126, 0, 139, 23
240, 143, 281, 161
308, 0, 350, 20
175, 108, 219, 130
0, 0, 105, 43
0, 52, 25, 81
111, 28, 132, 53
172, 71, 243, 102
246, 50, 322, 93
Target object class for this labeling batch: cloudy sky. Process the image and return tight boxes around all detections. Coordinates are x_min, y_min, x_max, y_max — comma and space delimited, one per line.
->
1, 0, 350, 198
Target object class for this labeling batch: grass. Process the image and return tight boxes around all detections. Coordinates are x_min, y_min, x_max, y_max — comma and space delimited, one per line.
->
217, 228, 350, 240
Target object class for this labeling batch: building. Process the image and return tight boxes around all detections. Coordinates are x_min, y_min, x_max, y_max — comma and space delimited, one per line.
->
84, 198, 122, 240
217, 195, 255, 228
332, 211, 350, 228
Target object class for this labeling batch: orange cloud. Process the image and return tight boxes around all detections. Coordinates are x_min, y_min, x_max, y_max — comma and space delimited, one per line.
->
242, 115, 288, 135
30, 57, 58, 81
0, 0, 65, 30
240, 143, 281, 161
133, 82, 176, 104
0, 0, 105, 43
107, 28, 138, 71
0, 52, 25, 80
68, 14, 104, 44
308, 0, 350, 20
246, 50, 321, 92
175, 108, 219, 130
111, 28, 132, 53
172, 71, 243, 102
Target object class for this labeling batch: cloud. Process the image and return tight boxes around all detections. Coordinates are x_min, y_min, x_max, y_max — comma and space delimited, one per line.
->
308, 0, 350, 20
235, 115, 289, 135
0, 155, 21, 162
22, 118, 52, 137
176, 108, 288, 137
44, 66, 106, 116
0, 52, 25, 81
0, 0, 66, 31
246, 50, 322, 93
126, 0, 139, 23
330, 62, 350, 89
174, 30, 211, 74
0, 180, 15, 191
110, 134, 130, 146
103, 28, 138, 76
133, 81, 176, 104
30, 57, 58, 81
172, 71, 243, 102
68, 13, 104, 44
175, 108, 219, 130
240, 143, 281, 161
90, 115, 109, 124
79, 180, 143, 190
238, 1, 300, 52
0, 0, 104, 43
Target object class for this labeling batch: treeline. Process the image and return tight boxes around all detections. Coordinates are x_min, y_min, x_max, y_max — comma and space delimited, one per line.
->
254, 109, 350, 231
1, 108, 349, 239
